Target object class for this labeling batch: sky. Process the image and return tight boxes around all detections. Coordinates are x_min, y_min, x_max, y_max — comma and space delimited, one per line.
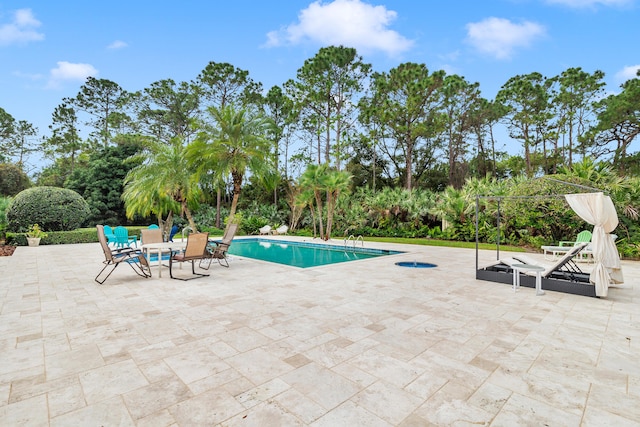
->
1, 0, 639, 171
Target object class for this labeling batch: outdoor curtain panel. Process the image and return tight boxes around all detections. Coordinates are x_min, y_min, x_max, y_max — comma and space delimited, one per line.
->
565, 192, 624, 297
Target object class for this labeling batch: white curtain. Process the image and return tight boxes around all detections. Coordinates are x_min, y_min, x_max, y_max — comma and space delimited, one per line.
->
565, 192, 624, 297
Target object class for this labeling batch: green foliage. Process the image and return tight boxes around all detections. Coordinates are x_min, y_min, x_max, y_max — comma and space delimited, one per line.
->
66, 143, 142, 225
26, 223, 48, 238
0, 196, 10, 238
6, 186, 91, 232
8, 227, 105, 246
0, 163, 31, 196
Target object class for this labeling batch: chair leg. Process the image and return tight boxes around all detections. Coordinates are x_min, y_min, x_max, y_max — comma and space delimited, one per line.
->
217, 255, 229, 268
95, 262, 118, 284
170, 258, 210, 281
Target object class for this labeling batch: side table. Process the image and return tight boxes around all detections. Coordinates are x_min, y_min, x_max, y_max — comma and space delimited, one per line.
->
512, 263, 546, 296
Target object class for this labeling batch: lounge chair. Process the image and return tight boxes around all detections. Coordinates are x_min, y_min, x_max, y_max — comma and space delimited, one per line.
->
169, 231, 210, 280
512, 243, 589, 281
541, 230, 593, 262
114, 226, 138, 248
259, 225, 272, 235
559, 230, 592, 248
201, 222, 239, 269
95, 225, 151, 284
274, 225, 288, 235
479, 243, 593, 296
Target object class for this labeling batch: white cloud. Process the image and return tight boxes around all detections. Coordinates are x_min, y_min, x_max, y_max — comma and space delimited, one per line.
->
107, 40, 128, 49
0, 8, 44, 46
264, 0, 413, 56
465, 17, 546, 60
615, 64, 640, 83
47, 61, 98, 88
545, 0, 633, 8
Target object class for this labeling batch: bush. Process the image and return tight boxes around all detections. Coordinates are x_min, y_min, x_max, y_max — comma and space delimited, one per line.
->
0, 163, 30, 196
0, 196, 10, 239
6, 186, 91, 232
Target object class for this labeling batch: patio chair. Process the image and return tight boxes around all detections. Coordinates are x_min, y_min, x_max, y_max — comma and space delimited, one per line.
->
509, 243, 590, 282
114, 226, 138, 248
141, 228, 163, 245
201, 222, 239, 269
95, 225, 151, 284
168, 225, 180, 242
103, 225, 117, 247
559, 230, 593, 262
274, 225, 288, 235
559, 230, 592, 248
148, 224, 159, 229
259, 225, 272, 235
169, 231, 210, 280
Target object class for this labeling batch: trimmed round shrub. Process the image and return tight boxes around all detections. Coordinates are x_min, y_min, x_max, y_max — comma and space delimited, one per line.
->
7, 186, 91, 232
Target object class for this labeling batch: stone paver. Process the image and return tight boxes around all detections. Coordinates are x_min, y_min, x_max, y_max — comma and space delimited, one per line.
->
0, 237, 639, 426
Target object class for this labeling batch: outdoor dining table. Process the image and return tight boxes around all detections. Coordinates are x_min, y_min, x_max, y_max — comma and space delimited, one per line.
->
141, 241, 187, 278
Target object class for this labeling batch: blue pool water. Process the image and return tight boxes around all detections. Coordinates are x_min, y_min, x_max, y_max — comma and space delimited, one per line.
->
227, 238, 402, 268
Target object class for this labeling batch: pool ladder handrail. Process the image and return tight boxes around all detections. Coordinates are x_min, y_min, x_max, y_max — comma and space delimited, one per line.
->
344, 234, 364, 249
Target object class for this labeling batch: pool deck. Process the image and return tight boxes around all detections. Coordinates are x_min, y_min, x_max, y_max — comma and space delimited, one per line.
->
1, 236, 639, 426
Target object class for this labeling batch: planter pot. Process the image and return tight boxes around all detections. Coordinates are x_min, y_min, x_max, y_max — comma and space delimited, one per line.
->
26, 237, 41, 247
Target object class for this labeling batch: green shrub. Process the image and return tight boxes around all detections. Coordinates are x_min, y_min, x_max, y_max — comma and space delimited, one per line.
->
0, 196, 10, 239
0, 163, 30, 196
6, 186, 91, 232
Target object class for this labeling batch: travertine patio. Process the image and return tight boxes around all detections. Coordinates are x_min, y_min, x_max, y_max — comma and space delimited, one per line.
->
0, 238, 639, 426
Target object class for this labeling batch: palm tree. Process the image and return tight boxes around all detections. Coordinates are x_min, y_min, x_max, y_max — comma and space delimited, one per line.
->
299, 164, 327, 239
187, 105, 273, 221
322, 168, 352, 240
123, 138, 201, 232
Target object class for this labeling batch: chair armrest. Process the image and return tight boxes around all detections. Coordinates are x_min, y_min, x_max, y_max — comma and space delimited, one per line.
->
558, 241, 576, 247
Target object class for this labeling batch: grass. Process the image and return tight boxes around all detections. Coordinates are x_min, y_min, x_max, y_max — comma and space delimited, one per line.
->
362, 236, 526, 252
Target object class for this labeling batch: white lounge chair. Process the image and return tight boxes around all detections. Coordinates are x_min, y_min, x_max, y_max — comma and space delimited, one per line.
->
259, 225, 272, 235
274, 225, 288, 235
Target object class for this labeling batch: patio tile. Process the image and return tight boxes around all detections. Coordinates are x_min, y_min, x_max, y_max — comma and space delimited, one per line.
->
50, 396, 135, 427
0, 394, 48, 426
281, 362, 360, 410
78, 359, 149, 404
1, 240, 639, 425
351, 380, 424, 425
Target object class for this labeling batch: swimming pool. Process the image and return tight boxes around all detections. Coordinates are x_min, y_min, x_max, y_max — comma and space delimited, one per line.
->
227, 238, 403, 268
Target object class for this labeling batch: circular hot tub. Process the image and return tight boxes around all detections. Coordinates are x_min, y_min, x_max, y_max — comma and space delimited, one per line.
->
395, 261, 437, 268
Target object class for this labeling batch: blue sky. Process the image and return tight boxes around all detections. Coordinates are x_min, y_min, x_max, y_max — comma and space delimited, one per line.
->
1, 0, 639, 168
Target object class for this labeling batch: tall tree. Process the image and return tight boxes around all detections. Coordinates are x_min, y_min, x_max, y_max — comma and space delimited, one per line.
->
468, 99, 507, 178
67, 77, 129, 147
441, 74, 482, 188
45, 103, 85, 175
0, 107, 16, 148
187, 105, 273, 220
496, 72, 552, 177
586, 72, 640, 174
287, 46, 370, 169
197, 62, 263, 109
360, 62, 445, 190
264, 85, 296, 193
9, 120, 38, 169
549, 67, 605, 168
196, 62, 263, 226
134, 79, 201, 143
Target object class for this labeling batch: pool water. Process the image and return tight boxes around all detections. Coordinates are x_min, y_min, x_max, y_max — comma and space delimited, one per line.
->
227, 238, 402, 268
